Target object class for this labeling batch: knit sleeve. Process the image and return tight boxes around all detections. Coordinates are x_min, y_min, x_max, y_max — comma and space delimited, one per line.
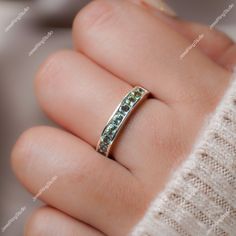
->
131, 71, 236, 236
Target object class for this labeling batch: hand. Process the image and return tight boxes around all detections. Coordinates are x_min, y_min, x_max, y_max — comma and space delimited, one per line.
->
11, 0, 235, 235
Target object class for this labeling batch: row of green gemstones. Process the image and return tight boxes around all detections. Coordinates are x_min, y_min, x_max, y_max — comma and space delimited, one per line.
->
98, 88, 145, 155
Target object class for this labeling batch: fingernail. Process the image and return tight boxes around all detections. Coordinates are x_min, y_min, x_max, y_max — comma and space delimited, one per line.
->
143, 0, 177, 16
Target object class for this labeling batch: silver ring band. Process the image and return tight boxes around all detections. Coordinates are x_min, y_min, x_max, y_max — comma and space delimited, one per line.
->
96, 86, 150, 158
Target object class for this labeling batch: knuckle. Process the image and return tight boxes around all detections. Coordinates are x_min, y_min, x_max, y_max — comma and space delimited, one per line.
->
11, 127, 47, 171
12, 128, 37, 164
35, 50, 73, 93
74, 0, 114, 32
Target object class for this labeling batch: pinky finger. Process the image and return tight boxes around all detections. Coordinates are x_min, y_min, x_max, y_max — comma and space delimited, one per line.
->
25, 206, 105, 236
141, 2, 236, 70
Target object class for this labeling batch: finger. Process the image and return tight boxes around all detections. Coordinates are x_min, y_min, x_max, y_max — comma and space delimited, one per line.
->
11, 126, 146, 236
160, 20, 236, 71
35, 50, 174, 174
163, 20, 234, 63
35, 50, 131, 150
25, 206, 105, 236
73, 0, 230, 105
141, 2, 235, 67
218, 44, 236, 71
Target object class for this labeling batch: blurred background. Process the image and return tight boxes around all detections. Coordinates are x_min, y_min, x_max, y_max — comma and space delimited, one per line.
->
0, 0, 235, 235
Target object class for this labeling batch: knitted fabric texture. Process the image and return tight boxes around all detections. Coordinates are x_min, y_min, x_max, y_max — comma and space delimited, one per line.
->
131, 71, 236, 236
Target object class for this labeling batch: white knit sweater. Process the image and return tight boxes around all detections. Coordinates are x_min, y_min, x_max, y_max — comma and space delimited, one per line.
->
132, 71, 236, 236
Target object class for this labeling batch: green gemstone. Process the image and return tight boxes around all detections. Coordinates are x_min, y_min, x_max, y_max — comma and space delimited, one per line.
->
120, 104, 130, 113
107, 124, 116, 132
99, 142, 108, 154
102, 135, 111, 144
104, 124, 117, 138
133, 91, 142, 98
113, 114, 123, 125
137, 88, 145, 93
125, 95, 137, 106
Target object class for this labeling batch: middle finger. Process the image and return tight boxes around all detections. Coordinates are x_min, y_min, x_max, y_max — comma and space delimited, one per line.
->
73, 0, 229, 106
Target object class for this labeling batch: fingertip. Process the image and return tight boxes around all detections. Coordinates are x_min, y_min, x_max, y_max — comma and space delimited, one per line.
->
24, 206, 50, 236
11, 126, 58, 184
35, 50, 74, 93
11, 127, 38, 179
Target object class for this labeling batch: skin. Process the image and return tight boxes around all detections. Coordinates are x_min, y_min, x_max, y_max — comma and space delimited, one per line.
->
11, 0, 236, 235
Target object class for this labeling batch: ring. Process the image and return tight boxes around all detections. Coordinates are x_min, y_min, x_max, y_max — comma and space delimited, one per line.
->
96, 86, 150, 158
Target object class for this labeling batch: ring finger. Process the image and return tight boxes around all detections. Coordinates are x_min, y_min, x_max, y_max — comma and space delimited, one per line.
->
36, 50, 174, 174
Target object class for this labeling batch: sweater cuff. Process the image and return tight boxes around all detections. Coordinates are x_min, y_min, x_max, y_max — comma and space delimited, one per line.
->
131, 71, 236, 236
